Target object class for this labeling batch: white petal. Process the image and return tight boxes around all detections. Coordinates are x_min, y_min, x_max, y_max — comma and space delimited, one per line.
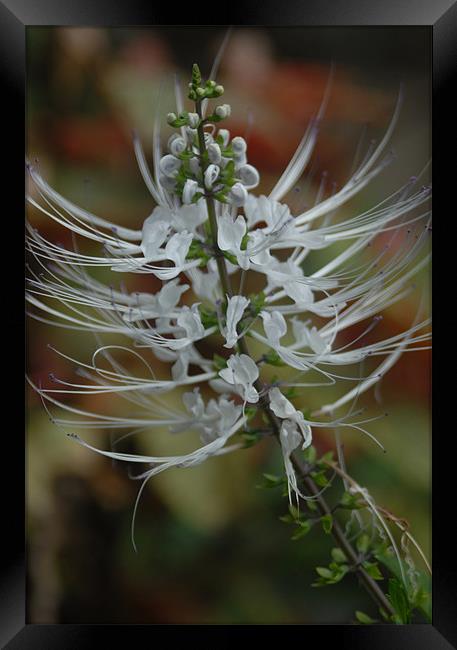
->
165, 231, 193, 266
223, 295, 250, 348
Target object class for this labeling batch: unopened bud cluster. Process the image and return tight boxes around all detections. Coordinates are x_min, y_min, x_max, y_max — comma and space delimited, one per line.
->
160, 64, 259, 207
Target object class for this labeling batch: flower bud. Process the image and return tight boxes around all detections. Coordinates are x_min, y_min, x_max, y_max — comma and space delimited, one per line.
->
189, 157, 200, 176
168, 135, 187, 157
215, 104, 231, 119
228, 182, 248, 207
206, 80, 216, 89
218, 129, 230, 148
204, 132, 214, 147
187, 113, 200, 128
234, 152, 247, 168
167, 112, 177, 125
159, 154, 181, 178
231, 136, 247, 155
215, 85, 224, 96
237, 164, 260, 189
159, 174, 177, 191
204, 164, 220, 189
196, 87, 206, 98
182, 179, 199, 204
207, 142, 222, 165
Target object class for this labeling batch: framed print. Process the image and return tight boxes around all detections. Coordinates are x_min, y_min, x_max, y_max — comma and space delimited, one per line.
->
1, 1, 454, 647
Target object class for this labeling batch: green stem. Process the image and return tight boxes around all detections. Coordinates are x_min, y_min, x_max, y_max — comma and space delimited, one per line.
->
193, 99, 395, 619
195, 100, 233, 298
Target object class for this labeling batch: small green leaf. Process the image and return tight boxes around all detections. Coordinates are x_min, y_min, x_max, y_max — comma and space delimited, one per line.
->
307, 499, 318, 512
316, 567, 333, 579
362, 561, 383, 581
331, 547, 347, 564
291, 520, 311, 540
303, 445, 317, 464
260, 473, 285, 488
212, 353, 227, 370
388, 578, 411, 624
263, 351, 285, 367
356, 534, 370, 554
310, 470, 329, 488
279, 513, 295, 524
340, 491, 363, 510
249, 291, 266, 315
321, 514, 333, 534
318, 450, 334, 465
355, 610, 376, 624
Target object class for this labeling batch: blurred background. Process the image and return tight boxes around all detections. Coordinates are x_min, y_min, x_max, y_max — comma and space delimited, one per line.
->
26, 26, 431, 624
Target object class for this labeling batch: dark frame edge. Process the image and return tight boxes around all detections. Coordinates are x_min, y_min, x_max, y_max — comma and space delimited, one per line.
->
432, 2, 457, 648
1, 0, 455, 646
0, 1, 26, 648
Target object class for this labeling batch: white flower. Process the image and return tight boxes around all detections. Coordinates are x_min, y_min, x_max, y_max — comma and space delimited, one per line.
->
219, 353, 259, 403
269, 387, 312, 503
159, 154, 181, 178
237, 164, 260, 189
204, 164, 220, 189
141, 219, 170, 258
291, 318, 329, 354
187, 112, 200, 128
228, 182, 248, 207
207, 142, 222, 165
244, 194, 292, 232
168, 134, 187, 157
165, 231, 193, 267
217, 214, 246, 255
223, 295, 250, 348
186, 263, 221, 302
215, 104, 231, 119
218, 128, 230, 147
123, 279, 189, 322
176, 303, 205, 342
261, 310, 287, 346
231, 136, 247, 155
182, 179, 200, 204
178, 389, 242, 443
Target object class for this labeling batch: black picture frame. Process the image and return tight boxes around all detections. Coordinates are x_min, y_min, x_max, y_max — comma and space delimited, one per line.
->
2, 1, 454, 647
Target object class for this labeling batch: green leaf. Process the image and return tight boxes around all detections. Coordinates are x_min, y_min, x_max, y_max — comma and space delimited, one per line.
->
244, 406, 257, 421
362, 561, 383, 581
291, 520, 311, 540
331, 547, 347, 564
388, 578, 411, 624
340, 491, 363, 510
316, 567, 333, 579
199, 307, 219, 329
356, 534, 370, 554
212, 353, 227, 371
263, 351, 285, 367
321, 514, 333, 534
310, 470, 329, 488
279, 513, 295, 524
249, 291, 266, 315
355, 610, 377, 624
303, 445, 317, 464
240, 233, 250, 251
307, 498, 318, 512
260, 473, 285, 489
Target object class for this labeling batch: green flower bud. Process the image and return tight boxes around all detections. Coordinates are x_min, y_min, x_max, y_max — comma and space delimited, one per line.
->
192, 63, 202, 86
